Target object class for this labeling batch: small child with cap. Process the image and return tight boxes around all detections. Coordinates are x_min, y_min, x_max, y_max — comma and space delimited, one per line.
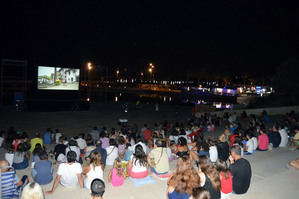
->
90, 178, 105, 199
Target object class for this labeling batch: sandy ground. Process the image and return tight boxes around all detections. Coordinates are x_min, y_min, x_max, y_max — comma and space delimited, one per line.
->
1, 102, 298, 199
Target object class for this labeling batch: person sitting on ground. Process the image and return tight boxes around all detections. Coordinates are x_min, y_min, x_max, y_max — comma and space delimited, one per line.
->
197, 155, 221, 199
244, 132, 254, 155
215, 159, 232, 199
83, 151, 104, 190
229, 145, 252, 194
90, 126, 100, 145
65, 139, 81, 163
54, 136, 67, 162
108, 157, 125, 187
12, 143, 29, 170
127, 144, 148, 179
1, 160, 29, 199
90, 179, 105, 199
75, 133, 87, 154
117, 136, 126, 159
32, 143, 44, 165
257, 129, 269, 151
278, 124, 288, 147
167, 156, 200, 199
54, 129, 62, 144
207, 138, 218, 163
46, 151, 83, 194
21, 182, 44, 199
100, 131, 110, 149
292, 126, 299, 149
105, 139, 119, 166
30, 133, 43, 153
190, 138, 210, 162
89, 140, 107, 167
43, 128, 52, 145
175, 137, 189, 158
268, 125, 281, 148
190, 187, 211, 199
216, 134, 230, 162
147, 139, 169, 175
122, 143, 133, 161
141, 124, 152, 141
32, 151, 53, 185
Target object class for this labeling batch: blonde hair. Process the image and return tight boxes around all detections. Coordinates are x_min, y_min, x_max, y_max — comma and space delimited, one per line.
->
21, 182, 44, 199
218, 133, 227, 142
113, 157, 123, 177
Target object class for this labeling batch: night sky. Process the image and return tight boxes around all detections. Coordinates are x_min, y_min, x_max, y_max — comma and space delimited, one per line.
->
1, 1, 298, 79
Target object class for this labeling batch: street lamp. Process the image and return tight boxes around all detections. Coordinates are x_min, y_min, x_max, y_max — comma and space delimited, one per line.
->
87, 62, 93, 71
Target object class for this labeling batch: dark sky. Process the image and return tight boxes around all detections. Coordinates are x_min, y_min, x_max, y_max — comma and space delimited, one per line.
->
1, 0, 298, 79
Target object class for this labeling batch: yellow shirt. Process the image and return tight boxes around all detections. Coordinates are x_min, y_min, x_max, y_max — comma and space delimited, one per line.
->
294, 132, 299, 140
30, 138, 43, 152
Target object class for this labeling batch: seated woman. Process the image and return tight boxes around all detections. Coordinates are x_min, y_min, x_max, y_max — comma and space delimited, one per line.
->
197, 155, 221, 199
12, 143, 29, 170
257, 129, 269, 151
190, 138, 210, 163
175, 137, 189, 158
127, 144, 148, 179
83, 151, 104, 189
167, 156, 200, 199
32, 151, 53, 185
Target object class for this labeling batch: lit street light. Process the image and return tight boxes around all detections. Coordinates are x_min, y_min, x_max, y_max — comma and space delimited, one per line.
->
87, 62, 93, 71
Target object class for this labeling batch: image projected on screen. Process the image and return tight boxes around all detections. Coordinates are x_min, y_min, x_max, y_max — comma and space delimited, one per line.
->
38, 66, 80, 90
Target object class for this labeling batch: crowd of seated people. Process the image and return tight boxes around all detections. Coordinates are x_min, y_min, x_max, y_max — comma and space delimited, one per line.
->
0, 110, 298, 199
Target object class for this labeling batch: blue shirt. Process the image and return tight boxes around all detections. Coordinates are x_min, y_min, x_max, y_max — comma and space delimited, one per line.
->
34, 160, 53, 185
44, 132, 51, 144
90, 147, 107, 166
168, 190, 190, 199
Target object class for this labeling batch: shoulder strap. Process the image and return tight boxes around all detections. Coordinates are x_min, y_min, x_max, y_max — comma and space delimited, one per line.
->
155, 148, 164, 166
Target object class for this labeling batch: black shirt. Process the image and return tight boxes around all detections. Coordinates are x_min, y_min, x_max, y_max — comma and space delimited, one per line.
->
229, 158, 252, 194
203, 173, 221, 199
217, 142, 230, 161
268, 132, 281, 148
54, 144, 67, 160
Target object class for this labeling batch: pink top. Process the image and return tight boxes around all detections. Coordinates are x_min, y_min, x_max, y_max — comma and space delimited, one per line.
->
258, 133, 269, 150
111, 168, 124, 187
221, 171, 233, 194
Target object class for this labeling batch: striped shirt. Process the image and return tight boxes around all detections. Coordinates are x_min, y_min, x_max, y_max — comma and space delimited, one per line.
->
1, 171, 20, 199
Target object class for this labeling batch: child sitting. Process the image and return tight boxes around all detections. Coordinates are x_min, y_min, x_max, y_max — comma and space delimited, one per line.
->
108, 157, 125, 187
215, 159, 232, 199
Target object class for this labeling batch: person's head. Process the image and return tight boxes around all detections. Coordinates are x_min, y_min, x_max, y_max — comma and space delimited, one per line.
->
246, 132, 253, 140
93, 126, 98, 131
96, 140, 102, 148
33, 143, 43, 155
0, 160, 10, 172
66, 151, 77, 163
215, 159, 230, 179
168, 156, 200, 195
113, 157, 123, 177
117, 136, 125, 145
197, 155, 221, 191
218, 133, 227, 142
231, 145, 242, 160
90, 151, 103, 168
21, 182, 44, 199
109, 139, 117, 146
68, 139, 78, 147
16, 143, 25, 153
190, 187, 210, 199
38, 151, 48, 161
35, 133, 41, 138
90, 179, 105, 199
178, 137, 187, 146
134, 144, 147, 167
58, 136, 64, 144
155, 139, 163, 148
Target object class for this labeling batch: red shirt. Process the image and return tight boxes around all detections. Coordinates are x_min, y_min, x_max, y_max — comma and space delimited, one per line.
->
221, 171, 233, 194
143, 129, 152, 141
229, 134, 239, 147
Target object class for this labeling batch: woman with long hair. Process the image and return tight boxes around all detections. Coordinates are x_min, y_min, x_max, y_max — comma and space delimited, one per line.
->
197, 155, 221, 199
167, 156, 200, 199
12, 143, 29, 170
83, 151, 104, 190
127, 144, 148, 179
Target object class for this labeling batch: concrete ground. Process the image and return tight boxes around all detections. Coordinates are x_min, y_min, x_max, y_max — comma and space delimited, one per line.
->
0, 102, 298, 199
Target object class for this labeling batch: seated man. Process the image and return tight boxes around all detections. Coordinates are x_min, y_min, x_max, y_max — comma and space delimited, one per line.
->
147, 140, 169, 175
0, 160, 29, 199
90, 178, 105, 199
229, 145, 252, 194
46, 151, 83, 194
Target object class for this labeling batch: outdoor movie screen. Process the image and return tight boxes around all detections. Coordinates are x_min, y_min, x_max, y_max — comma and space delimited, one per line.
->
37, 66, 80, 90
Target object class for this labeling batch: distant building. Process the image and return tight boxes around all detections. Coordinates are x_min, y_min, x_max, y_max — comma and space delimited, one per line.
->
57, 68, 79, 83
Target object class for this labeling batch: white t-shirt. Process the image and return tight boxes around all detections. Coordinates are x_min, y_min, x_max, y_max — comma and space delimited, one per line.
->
65, 146, 81, 162
106, 146, 118, 166
55, 133, 62, 144
130, 155, 147, 173
76, 138, 87, 150
252, 137, 258, 150
209, 146, 218, 163
279, 129, 288, 147
246, 139, 254, 153
57, 162, 82, 187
